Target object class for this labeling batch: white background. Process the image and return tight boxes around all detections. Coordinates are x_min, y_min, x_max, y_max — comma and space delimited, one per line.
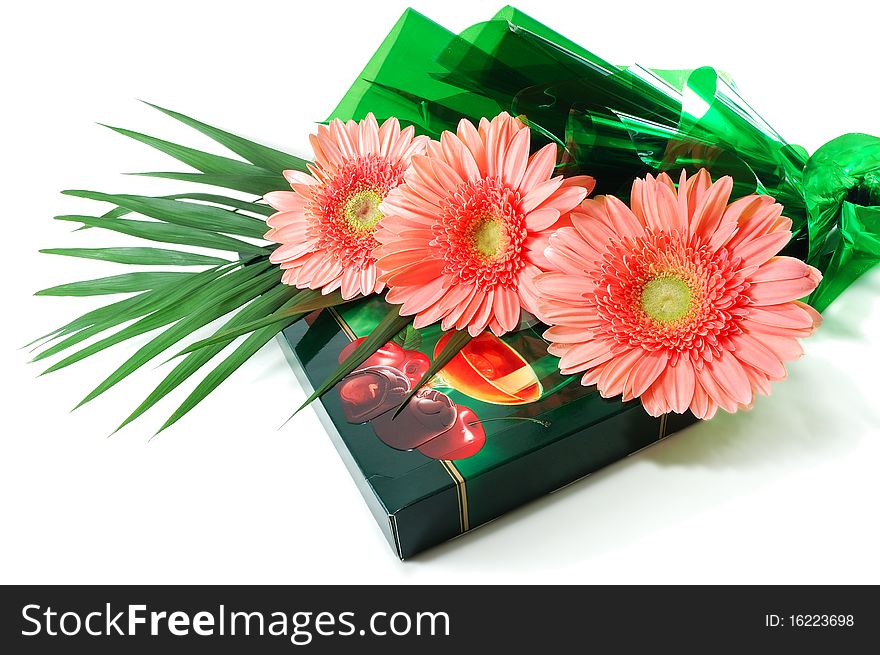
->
2, 0, 878, 584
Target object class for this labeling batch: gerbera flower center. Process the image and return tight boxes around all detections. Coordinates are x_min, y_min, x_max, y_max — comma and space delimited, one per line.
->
470, 215, 504, 259
591, 230, 751, 361
344, 189, 384, 232
434, 177, 527, 288
640, 275, 693, 323
311, 154, 408, 266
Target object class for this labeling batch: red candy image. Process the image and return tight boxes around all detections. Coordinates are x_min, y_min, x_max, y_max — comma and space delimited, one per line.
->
338, 336, 406, 370
336, 336, 487, 460
399, 350, 430, 387
416, 405, 486, 461
371, 388, 457, 450
338, 365, 410, 424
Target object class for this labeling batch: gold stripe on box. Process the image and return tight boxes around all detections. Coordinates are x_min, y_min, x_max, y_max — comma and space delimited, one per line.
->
658, 413, 668, 440
440, 460, 470, 533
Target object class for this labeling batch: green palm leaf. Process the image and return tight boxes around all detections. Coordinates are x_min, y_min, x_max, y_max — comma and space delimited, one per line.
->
130, 171, 288, 197
103, 124, 287, 194
31, 266, 235, 359
75, 266, 282, 408
157, 293, 313, 434
34, 104, 324, 430
145, 102, 309, 174
63, 191, 268, 239
163, 193, 274, 217
35, 272, 191, 296
38, 263, 264, 371
55, 215, 267, 255
172, 290, 358, 356
39, 247, 229, 267
115, 284, 300, 432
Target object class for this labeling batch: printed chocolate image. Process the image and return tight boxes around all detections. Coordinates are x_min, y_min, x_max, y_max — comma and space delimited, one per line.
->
336, 337, 487, 460
338, 365, 410, 424
371, 388, 458, 450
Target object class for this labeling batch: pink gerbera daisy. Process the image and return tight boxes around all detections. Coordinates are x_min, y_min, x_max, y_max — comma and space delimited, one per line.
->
264, 113, 429, 299
536, 169, 822, 419
374, 112, 595, 336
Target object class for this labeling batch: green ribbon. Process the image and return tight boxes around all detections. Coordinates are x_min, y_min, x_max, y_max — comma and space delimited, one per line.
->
803, 134, 880, 310
330, 5, 880, 312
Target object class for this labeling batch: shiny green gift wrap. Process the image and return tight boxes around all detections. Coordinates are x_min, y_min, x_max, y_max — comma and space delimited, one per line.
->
330, 5, 880, 311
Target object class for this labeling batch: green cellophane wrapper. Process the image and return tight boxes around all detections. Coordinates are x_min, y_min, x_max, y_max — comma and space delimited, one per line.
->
329, 5, 880, 311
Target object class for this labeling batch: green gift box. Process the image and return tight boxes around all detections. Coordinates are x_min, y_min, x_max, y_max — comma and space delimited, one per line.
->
280, 297, 697, 558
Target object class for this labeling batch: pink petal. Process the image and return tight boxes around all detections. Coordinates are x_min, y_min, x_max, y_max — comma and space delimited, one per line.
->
745, 302, 820, 329
440, 130, 480, 181
378, 116, 401, 157
493, 286, 521, 333
516, 264, 543, 315
358, 113, 380, 155
561, 175, 596, 195
683, 168, 712, 223
569, 210, 618, 252
695, 363, 738, 413
264, 191, 306, 213
689, 175, 733, 242
750, 256, 814, 282
456, 119, 486, 172
625, 349, 669, 400
731, 332, 786, 378
539, 185, 588, 215
666, 360, 696, 414
735, 231, 792, 268
525, 207, 561, 232
469, 289, 495, 336
748, 273, 820, 305
558, 340, 615, 374
502, 125, 530, 189
520, 144, 558, 192
283, 170, 317, 186
705, 353, 752, 406
270, 239, 317, 263
534, 271, 595, 301
545, 228, 596, 273
521, 177, 564, 213
687, 376, 712, 419
597, 347, 645, 398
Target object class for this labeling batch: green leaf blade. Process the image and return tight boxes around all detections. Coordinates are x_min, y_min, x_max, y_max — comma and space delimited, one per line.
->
55, 215, 268, 255
172, 290, 359, 356
144, 103, 310, 174
130, 172, 287, 197
62, 190, 268, 239
75, 266, 282, 408
38, 264, 243, 372
35, 272, 192, 297
39, 247, 228, 267
158, 293, 311, 433
116, 284, 299, 432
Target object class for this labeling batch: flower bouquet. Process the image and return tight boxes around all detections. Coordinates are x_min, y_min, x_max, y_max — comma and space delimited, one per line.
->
33, 6, 880, 556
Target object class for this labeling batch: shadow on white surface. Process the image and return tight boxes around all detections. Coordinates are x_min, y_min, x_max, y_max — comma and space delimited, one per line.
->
411, 273, 879, 571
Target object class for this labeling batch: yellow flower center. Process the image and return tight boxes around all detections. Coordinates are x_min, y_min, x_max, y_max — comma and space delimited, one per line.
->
471, 216, 503, 259
344, 189, 384, 232
641, 275, 692, 323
